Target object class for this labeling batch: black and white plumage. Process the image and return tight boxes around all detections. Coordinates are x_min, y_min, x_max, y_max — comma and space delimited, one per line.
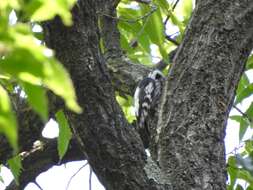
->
134, 69, 164, 148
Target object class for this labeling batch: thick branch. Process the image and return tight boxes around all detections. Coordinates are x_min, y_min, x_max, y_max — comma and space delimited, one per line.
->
5, 138, 84, 190
0, 96, 44, 163
107, 57, 151, 96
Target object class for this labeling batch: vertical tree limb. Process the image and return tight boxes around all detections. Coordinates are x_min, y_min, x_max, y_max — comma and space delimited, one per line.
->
157, 1, 253, 189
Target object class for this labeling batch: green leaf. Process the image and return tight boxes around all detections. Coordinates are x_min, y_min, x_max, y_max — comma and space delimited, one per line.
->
27, 0, 77, 25
232, 154, 253, 186
239, 117, 249, 141
143, 6, 164, 48
0, 0, 20, 12
118, 21, 142, 35
0, 84, 17, 152
246, 102, 253, 122
246, 55, 253, 70
0, 74, 15, 92
0, 26, 81, 113
147, 10, 164, 45
176, 0, 193, 24
0, 48, 45, 85
22, 1, 43, 19
235, 184, 244, 190
230, 115, 242, 122
120, 33, 131, 52
245, 140, 253, 154
118, 20, 152, 55
140, 5, 168, 60
21, 82, 48, 121
236, 154, 253, 176
116, 95, 135, 123
159, 45, 168, 60
236, 73, 250, 97
7, 155, 22, 185
230, 115, 249, 141
117, 7, 142, 20
44, 59, 82, 113
237, 168, 253, 186
170, 12, 184, 40
247, 185, 253, 190
138, 34, 151, 54
235, 83, 253, 105
0, 0, 81, 152
227, 156, 238, 190
33, 31, 44, 41
155, 0, 171, 13
56, 110, 72, 160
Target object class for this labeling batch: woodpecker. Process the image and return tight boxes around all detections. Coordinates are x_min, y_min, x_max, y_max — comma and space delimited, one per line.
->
134, 70, 164, 148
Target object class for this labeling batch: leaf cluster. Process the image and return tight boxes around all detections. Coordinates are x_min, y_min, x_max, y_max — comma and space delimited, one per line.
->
0, 0, 79, 184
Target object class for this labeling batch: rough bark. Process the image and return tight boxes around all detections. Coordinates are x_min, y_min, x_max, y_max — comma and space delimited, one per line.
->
157, 1, 253, 190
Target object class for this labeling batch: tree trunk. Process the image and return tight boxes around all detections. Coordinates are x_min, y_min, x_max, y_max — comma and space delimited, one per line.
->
157, 1, 253, 189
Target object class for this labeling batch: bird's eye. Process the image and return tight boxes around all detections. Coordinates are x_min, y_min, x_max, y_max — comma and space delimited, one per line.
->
155, 74, 162, 80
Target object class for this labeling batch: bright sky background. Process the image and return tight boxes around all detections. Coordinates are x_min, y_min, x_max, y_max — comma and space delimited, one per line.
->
1, 1, 253, 189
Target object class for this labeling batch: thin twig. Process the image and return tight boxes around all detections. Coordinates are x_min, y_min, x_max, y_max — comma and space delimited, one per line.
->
134, 8, 152, 40
153, 47, 178, 70
225, 105, 253, 156
226, 143, 245, 156
133, 0, 151, 4
164, 0, 180, 26
124, 4, 158, 48
98, 5, 157, 24
233, 105, 252, 123
66, 162, 89, 190
165, 35, 180, 46
89, 166, 92, 190
172, 0, 180, 10
34, 181, 43, 190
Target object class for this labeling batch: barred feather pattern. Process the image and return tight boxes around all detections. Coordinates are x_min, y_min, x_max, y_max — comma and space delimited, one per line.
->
134, 70, 164, 148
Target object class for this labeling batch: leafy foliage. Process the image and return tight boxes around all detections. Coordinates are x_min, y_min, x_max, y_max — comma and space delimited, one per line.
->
0, 0, 80, 184
228, 56, 253, 190
117, 0, 192, 65
7, 155, 22, 185
0, 0, 80, 153
56, 110, 72, 161
21, 82, 48, 121
0, 84, 17, 152
116, 94, 136, 123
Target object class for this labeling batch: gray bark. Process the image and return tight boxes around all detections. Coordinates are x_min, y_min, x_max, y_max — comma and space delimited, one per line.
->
157, 1, 253, 189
